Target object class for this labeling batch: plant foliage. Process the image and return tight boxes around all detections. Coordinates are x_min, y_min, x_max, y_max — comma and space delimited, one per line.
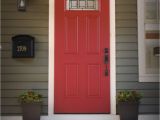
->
18, 91, 43, 103
117, 91, 142, 102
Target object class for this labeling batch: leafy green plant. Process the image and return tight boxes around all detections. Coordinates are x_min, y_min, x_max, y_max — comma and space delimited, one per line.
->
18, 91, 43, 103
117, 91, 142, 103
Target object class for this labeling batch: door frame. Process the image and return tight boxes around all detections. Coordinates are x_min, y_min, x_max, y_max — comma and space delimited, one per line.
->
48, 0, 116, 117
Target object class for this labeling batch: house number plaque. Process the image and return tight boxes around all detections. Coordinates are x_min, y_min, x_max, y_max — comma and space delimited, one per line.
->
12, 35, 35, 58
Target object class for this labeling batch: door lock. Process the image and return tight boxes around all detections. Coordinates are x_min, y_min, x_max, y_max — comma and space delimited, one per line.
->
104, 48, 109, 77
104, 48, 109, 64
105, 67, 109, 76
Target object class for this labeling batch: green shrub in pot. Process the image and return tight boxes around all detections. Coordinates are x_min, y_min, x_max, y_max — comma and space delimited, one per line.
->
19, 91, 43, 120
19, 90, 42, 103
117, 91, 142, 120
117, 91, 142, 102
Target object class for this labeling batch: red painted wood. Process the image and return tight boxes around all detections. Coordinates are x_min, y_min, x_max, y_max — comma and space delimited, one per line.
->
54, 0, 110, 113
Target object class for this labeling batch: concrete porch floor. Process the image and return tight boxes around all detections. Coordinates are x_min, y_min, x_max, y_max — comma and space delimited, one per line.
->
1, 115, 159, 120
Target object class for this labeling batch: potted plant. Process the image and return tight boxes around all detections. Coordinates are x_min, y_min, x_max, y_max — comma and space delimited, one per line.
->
117, 91, 142, 120
18, 90, 43, 120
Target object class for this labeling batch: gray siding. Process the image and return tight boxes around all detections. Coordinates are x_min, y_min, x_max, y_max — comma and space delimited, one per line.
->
116, 0, 159, 114
1, 0, 49, 115
1, 0, 159, 115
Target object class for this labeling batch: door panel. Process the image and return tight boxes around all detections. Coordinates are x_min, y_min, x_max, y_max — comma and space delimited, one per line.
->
87, 64, 101, 96
55, 0, 110, 113
65, 64, 79, 97
64, 16, 78, 54
86, 16, 100, 54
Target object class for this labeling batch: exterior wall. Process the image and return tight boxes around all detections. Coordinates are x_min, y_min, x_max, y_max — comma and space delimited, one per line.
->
116, 0, 159, 114
1, 0, 49, 115
1, 0, 159, 115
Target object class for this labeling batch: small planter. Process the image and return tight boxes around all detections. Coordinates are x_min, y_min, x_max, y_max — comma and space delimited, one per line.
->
117, 91, 142, 120
118, 102, 139, 120
18, 91, 43, 120
22, 103, 42, 120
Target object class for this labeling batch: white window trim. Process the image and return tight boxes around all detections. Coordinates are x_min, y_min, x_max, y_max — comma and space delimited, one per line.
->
48, 0, 116, 118
137, 0, 159, 82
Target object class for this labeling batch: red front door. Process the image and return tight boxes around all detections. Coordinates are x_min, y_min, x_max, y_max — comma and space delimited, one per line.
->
54, 0, 110, 113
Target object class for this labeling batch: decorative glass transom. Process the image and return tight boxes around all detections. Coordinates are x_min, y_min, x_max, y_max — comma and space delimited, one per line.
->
66, 0, 98, 10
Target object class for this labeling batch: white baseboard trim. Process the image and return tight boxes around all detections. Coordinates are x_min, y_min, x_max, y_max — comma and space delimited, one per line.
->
1, 115, 159, 120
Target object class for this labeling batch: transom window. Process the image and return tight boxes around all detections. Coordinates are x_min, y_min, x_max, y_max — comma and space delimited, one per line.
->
66, 0, 98, 10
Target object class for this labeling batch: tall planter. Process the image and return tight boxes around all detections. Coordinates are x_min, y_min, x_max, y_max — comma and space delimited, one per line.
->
118, 102, 139, 120
22, 103, 41, 120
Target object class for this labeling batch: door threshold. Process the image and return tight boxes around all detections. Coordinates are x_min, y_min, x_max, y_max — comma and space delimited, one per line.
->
49, 114, 119, 120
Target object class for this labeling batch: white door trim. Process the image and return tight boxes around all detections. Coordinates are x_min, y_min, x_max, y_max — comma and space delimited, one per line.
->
48, 0, 116, 117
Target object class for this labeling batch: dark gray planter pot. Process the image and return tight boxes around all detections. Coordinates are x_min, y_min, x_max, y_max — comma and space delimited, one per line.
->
22, 103, 42, 120
118, 102, 139, 120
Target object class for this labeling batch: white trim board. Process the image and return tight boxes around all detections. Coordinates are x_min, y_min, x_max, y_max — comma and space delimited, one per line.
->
1, 115, 159, 120
48, 0, 116, 117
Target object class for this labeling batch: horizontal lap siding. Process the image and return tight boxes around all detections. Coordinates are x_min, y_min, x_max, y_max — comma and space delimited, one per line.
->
116, 0, 159, 114
1, 0, 49, 115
